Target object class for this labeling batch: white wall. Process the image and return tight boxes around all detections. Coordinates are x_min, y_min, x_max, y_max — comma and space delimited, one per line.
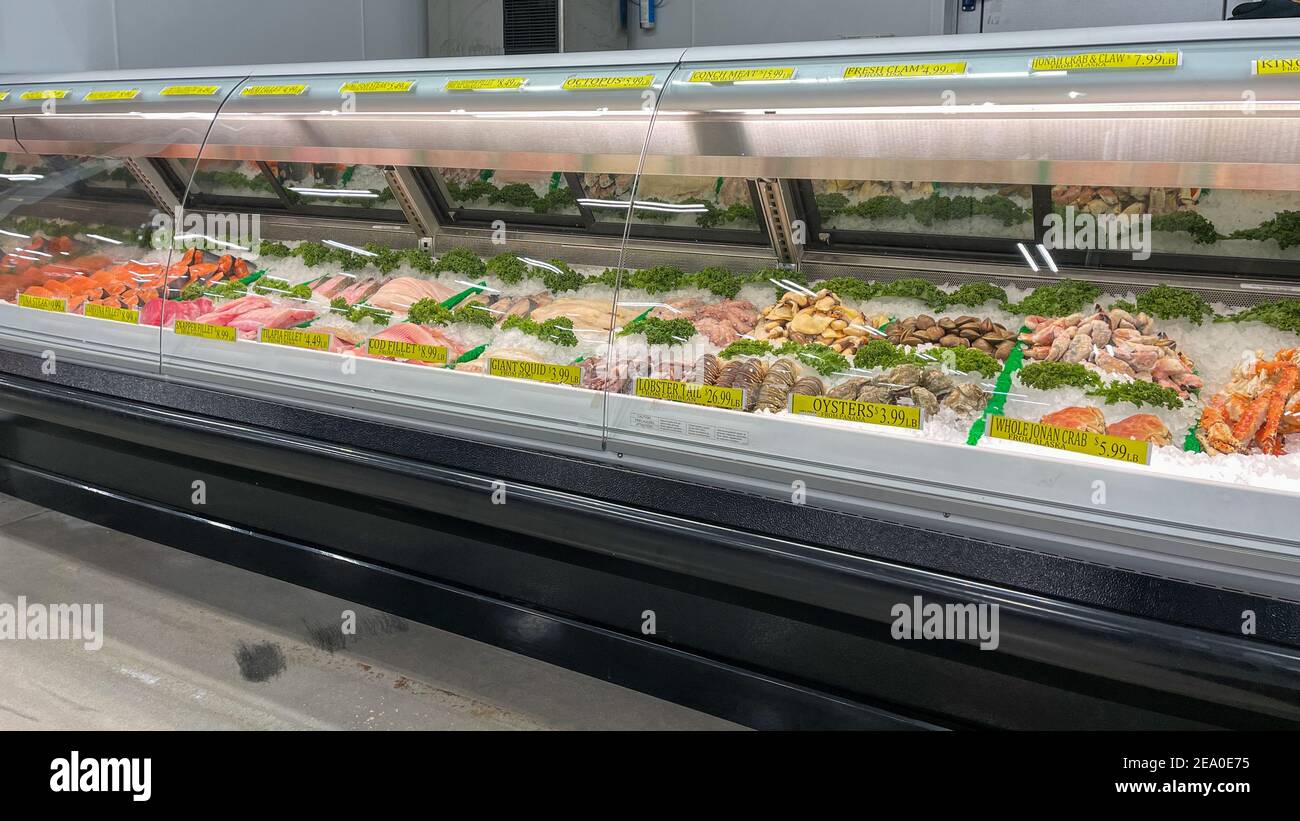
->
627, 0, 956, 48
0, 0, 429, 74
978, 0, 1227, 33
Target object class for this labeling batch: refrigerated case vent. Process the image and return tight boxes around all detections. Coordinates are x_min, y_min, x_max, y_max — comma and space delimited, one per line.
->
503, 0, 560, 55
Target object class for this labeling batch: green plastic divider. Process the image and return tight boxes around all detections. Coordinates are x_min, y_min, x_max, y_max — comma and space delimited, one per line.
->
1184, 426, 1204, 453
966, 325, 1028, 446
239, 269, 266, 285
440, 280, 488, 308
446, 343, 487, 368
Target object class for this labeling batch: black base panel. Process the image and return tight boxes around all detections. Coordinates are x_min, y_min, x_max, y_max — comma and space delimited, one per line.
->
2, 383, 1300, 728
0, 350, 1297, 648
0, 461, 921, 731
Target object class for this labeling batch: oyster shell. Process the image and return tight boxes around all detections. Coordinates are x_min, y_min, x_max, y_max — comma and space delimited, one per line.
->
885, 364, 923, 389
940, 382, 988, 415
827, 378, 869, 400
910, 386, 940, 415
920, 369, 955, 397
856, 385, 892, 405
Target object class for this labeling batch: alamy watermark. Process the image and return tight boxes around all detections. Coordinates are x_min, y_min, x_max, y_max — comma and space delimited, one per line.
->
1042, 204, 1152, 261
0, 596, 103, 651
149, 206, 261, 257
890, 595, 999, 651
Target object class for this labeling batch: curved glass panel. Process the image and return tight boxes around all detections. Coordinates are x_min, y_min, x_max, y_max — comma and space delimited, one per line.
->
0, 79, 229, 373
160, 65, 670, 451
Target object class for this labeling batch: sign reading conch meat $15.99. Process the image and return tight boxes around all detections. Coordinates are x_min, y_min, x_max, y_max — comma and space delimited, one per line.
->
686, 67, 795, 83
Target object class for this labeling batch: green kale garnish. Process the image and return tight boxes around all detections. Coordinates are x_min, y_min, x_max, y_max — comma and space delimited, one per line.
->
946, 282, 1007, 308
433, 247, 486, 277
501, 315, 579, 347
1086, 380, 1184, 410
1134, 284, 1214, 325
1007, 279, 1102, 317
1017, 361, 1102, 391
718, 339, 774, 359
618, 316, 697, 346
486, 252, 529, 284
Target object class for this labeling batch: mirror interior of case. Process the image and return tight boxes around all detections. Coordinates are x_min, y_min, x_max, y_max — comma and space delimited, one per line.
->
0, 154, 170, 329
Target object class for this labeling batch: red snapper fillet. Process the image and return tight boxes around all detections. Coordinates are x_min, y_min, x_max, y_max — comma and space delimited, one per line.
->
194, 295, 273, 326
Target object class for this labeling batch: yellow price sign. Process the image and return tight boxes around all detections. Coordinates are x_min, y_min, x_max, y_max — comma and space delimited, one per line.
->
339, 80, 415, 94
84, 304, 139, 324
487, 357, 581, 386
791, 393, 923, 430
175, 320, 236, 342
366, 337, 448, 364
687, 67, 796, 83
445, 77, 528, 91
20, 89, 70, 101
844, 62, 967, 79
0, 92, 9, 102
634, 377, 744, 410
561, 74, 654, 90
241, 84, 308, 97
84, 89, 140, 101
259, 327, 329, 350
1255, 57, 1300, 75
1030, 52, 1180, 71
17, 293, 67, 313
987, 415, 1151, 465
159, 85, 220, 97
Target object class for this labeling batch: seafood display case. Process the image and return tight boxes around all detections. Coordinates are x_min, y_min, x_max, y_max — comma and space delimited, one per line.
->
3, 22, 1300, 727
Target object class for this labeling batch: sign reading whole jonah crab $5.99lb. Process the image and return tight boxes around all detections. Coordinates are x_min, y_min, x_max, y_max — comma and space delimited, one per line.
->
986, 415, 1150, 465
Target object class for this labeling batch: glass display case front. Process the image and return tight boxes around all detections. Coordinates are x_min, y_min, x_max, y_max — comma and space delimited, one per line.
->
3, 29, 1300, 576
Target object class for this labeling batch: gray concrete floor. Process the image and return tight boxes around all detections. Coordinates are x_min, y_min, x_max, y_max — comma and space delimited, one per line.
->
0, 491, 739, 730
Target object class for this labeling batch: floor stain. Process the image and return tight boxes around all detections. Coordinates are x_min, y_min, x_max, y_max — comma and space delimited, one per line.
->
301, 618, 348, 654
235, 641, 287, 683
